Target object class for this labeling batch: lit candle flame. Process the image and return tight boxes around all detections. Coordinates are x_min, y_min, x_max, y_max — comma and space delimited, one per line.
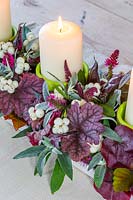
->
58, 16, 63, 33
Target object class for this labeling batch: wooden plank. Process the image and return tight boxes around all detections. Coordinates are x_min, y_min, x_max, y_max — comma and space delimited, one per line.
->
87, 0, 133, 23
10, 0, 133, 65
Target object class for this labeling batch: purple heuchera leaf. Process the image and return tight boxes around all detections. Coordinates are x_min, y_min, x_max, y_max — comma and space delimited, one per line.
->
61, 102, 104, 162
95, 170, 131, 200
0, 73, 43, 117
101, 125, 133, 169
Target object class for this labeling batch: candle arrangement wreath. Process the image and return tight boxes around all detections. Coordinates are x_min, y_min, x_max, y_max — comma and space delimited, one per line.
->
0, 24, 133, 200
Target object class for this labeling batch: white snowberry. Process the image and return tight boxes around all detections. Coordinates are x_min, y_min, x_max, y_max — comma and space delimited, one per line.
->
7, 79, 13, 85
35, 109, 45, 119
2, 43, 8, 51
52, 118, 70, 134
54, 118, 63, 126
24, 63, 30, 71
30, 112, 37, 121
23, 40, 29, 47
6, 42, 13, 47
17, 57, 25, 64
15, 67, 23, 75
31, 42, 39, 51
7, 86, 15, 94
1, 78, 7, 85
7, 46, 15, 55
0, 50, 4, 59
26, 32, 35, 41
28, 107, 35, 115
12, 80, 19, 88
17, 62, 24, 70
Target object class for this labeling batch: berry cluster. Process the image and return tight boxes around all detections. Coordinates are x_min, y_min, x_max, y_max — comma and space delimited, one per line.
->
23, 32, 39, 51
0, 77, 18, 94
28, 106, 45, 121
52, 118, 70, 134
0, 42, 15, 59
15, 57, 30, 74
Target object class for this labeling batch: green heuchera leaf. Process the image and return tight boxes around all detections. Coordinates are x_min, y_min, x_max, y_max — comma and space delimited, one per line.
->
50, 159, 65, 194
94, 165, 106, 188
82, 61, 89, 81
12, 126, 32, 138
13, 145, 45, 159
88, 152, 103, 171
36, 149, 51, 176
78, 69, 86, 85
58, 153, 73, 180
101, 104, 115, 117
102, 126, 122, 143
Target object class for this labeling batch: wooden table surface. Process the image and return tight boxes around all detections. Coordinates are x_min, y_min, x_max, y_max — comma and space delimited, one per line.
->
11, 0, 133, 65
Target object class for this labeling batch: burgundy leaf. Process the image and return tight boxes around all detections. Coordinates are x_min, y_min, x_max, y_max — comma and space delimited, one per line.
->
75, 83, 84, 98
0, 73, 43, 117
61, 103, 104, 161
27, 125, 51, 146
101, 125, 133, 169
64, 60, 72, 82
13, 24, 23, 51
95, 170, 131, 200
88, 60, 100, 83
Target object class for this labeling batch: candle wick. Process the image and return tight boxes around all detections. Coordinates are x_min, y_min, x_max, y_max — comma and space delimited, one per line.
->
60, 28, 62, 33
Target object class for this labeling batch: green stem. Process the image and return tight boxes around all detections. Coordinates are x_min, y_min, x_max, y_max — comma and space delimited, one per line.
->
108, 65, 113, 79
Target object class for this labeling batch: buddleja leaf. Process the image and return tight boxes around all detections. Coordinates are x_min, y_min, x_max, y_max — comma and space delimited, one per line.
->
58, 153, 73, 180
61, 103, 104, 161
42, 82, 49, 101
88, 152, 103, 171
0, 73, 43, 117
13, 145, 45, 159
22, 23, 31, 41
94, 165, 106, 188
102, 126, 122, 143
36, 149, 51, 176
50, 159, 65, 194
12, 126, 32, 138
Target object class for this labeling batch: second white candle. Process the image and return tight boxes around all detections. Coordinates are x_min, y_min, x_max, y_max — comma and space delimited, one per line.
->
125, 69, 133, 125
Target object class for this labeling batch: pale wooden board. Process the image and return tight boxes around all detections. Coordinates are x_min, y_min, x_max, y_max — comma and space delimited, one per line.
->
87, 0, 133, 23
0, 119, 103, 200
10, 0, 133, 65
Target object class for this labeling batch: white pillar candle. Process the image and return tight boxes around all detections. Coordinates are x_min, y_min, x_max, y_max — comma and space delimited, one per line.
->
39, 17, 82, 81
125, 69, 133, 125
0, 0, 12, 41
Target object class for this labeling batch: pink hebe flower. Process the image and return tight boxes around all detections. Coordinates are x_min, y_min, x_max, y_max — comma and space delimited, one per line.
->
105, 49, 119, 68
